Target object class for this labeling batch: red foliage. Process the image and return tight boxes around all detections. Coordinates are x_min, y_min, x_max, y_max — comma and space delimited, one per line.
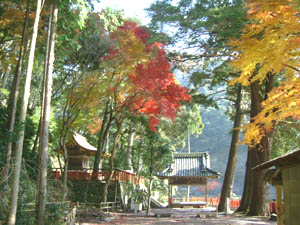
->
118, 21, 151, 43
106, 20, 191, 131
129, 46, 190, 130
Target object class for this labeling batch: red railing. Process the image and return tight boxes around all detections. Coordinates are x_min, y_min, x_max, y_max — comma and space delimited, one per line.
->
52, 168, 145, 185
171, 197, 241, 209
171, 196, 279, 212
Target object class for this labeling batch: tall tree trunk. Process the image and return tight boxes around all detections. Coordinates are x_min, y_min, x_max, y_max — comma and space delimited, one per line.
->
147, 144, 153, 215
36, 4, 58, 225
218, 85, 243, 212
102, 120, 123, 202
237, 74, 274, 216
248, 136, 272, 216
247, 75, 274, 216
2, 0, 30, 191
93, 102, 113, 177
126, 125, 134, 171
236, 147, 253, 213
1, 64, 10, 90
7, 0, 42, 223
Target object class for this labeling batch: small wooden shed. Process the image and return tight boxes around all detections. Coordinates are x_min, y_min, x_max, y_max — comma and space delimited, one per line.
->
66, 132, 98, 169
157, 152, 220, 208
254, 149, 300, 225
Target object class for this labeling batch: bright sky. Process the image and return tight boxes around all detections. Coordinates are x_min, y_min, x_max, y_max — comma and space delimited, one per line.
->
94, 0, 154, 25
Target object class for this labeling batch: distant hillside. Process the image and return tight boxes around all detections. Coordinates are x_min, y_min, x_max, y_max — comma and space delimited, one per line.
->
178, 108, 248, 197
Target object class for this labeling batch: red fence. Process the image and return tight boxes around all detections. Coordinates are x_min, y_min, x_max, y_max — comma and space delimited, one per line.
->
172, 197, 241, 209
52, 168, 145, 185
172, 196, 280, 212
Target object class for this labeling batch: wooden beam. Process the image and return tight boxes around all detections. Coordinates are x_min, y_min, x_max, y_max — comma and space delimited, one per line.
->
276, 185, 284, 225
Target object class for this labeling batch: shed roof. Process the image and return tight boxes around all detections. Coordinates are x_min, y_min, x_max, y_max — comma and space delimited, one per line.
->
157, 152, 220, 179
254, 148, 300, 170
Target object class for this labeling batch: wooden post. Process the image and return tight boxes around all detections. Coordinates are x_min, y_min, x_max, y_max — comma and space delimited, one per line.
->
205, 179, 208, 207
276, 185, 284, 225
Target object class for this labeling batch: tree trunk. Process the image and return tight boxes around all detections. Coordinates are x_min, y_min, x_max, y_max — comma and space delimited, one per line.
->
36, 4, 58, 225
1, 64, 10, 90
147, 145, 153, 215
102, 120, 122, 202
126, 125, 135, 171
93, 102, 113, 177
2, 0, 30, 191
248, 141, 271, 216
147, 171, 153, 215
236, 147, 253, 213
7, 0, 42, 224
237, 75, 274, 216
218, 85, 243, 212
247, 76, 274, 216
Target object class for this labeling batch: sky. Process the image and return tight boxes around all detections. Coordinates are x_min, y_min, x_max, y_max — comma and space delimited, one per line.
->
94, 0, 154, 25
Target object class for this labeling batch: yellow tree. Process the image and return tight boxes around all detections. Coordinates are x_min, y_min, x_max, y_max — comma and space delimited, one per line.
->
231, 0, 300, 145
229, 0, 300, 215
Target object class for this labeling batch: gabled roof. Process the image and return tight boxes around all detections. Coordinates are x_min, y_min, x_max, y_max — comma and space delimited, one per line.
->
157, 152, 220, 179
254, 148, 300, 170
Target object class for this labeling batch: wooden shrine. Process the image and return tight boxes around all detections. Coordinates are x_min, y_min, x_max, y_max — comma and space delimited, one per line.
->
53, 132, 145, 185
66, 132, 103, 170
254, 149, 300, 225
157, 152, 220, 208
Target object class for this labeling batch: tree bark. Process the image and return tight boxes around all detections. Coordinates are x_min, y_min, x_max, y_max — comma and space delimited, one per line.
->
126, 125, 135, 171
1, 64, 10, 90
2, 0, 30, 191
147, 144, 153, 215
36, 4, 58, 225
102, 119, 123, 202
93, 102, 113, 177
7, 0, 42, 223
235, 147, 253, 213
247, 75, 274, 216
218, 85, 243, 212
237, 75, 274, 216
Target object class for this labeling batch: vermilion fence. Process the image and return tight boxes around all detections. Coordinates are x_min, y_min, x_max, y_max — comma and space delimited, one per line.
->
52, 168, 145, 185
172, 196, 279, 212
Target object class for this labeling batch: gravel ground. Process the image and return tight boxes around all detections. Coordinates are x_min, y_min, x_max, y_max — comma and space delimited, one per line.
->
77, 208, 277, 225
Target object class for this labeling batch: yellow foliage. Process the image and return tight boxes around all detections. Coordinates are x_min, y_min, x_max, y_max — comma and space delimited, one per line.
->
243, 79, 300, 145
230, 0, 300, 145
230, 0, 300, 85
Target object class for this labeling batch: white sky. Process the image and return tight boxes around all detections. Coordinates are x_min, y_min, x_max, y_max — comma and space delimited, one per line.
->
94, 0, 154, 25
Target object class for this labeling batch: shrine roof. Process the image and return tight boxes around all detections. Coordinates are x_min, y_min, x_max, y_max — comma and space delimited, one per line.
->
254, 148, 300, 170
72, 132, 97, 153
156, 152, 220, 179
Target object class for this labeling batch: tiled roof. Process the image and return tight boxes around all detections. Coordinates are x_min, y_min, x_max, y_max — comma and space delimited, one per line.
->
157, 152, 220, 178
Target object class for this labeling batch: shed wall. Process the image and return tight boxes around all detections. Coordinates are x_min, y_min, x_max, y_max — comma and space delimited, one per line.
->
282, 163, 300, 225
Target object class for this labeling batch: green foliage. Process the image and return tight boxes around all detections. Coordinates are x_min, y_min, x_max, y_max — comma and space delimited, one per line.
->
68, 180, 118, 203
159, 104, 204, 149
148, 0, 247, 110
98, 7, 125, 32
272, 123, 300, 158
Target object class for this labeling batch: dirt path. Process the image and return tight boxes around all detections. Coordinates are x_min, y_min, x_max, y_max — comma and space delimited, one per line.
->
77, 208, 276, 225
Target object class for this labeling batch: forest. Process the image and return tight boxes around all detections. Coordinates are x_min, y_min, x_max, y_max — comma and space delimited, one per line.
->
1, 0, 300, 224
